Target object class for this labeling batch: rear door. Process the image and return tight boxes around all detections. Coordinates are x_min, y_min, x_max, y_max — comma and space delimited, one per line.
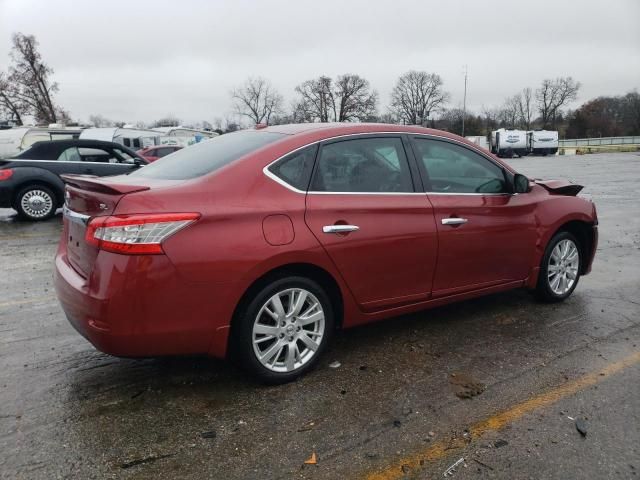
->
304, 135, 438, 312
410, 136, 538, 297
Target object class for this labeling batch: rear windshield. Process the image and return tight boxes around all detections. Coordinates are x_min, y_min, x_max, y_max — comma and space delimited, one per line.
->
129, 130, 286, 180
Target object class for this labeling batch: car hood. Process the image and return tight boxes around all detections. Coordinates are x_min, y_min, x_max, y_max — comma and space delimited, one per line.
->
533, 179, 583, 196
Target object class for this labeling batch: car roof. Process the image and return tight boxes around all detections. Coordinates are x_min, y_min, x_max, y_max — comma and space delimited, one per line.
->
28, 139, 130, 149
262, 122, 464, 141
14, 139, 143, 160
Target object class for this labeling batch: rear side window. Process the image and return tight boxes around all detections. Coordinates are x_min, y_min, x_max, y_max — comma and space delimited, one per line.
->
267, 145, 317, 191
78, 147, 119, 163
57, 147, 81, 162
311, 137, 414, 193
131, 131, 286, 180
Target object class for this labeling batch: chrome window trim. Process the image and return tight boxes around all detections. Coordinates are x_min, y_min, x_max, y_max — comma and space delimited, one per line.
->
262, 131, 512, 196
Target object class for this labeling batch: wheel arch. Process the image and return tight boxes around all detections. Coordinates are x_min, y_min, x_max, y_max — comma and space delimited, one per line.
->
229, 262, 344, 332
550, 219, 596, 275
11, 172, 65, 208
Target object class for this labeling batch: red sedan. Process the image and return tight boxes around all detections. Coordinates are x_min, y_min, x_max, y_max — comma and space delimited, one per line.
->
54, 123, 597, 383
136, 145, 183, 162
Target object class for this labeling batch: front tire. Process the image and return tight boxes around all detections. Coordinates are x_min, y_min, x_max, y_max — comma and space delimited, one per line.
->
536, 232, 582, 302
235, 276, 334, 384
15, 185, 57, 221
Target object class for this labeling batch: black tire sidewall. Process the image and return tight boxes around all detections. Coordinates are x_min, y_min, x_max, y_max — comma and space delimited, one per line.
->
16, 185, 57, 221
537, 231, 582, 302
235, 276, 334, 384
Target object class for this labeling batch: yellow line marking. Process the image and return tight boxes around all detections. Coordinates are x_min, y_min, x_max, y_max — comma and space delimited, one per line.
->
365, 350, 640, 480
0, 295, 57, 308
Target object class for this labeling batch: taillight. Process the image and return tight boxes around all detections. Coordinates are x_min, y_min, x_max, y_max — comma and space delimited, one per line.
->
85, 213, 200, 254
0, 169, 14, 181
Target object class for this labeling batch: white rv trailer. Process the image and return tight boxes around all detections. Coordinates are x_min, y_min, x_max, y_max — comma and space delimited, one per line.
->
490, 128, 528, 157
79, 127, 162, 150
465, 135, 490, 151
152, 127, 219, 146
527, 130, 559, 155
0, 126, 82, 159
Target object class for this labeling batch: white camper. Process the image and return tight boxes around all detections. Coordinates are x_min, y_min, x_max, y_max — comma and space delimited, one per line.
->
152, 127, 219, 146
490, 128, 528, 157
527, 130, 559, 155
0, 126, 82, 159
465, 135, 490, 151
80, 127, 162, 150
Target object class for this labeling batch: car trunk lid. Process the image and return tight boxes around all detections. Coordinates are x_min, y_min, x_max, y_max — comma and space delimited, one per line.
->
60, 174, 172, 278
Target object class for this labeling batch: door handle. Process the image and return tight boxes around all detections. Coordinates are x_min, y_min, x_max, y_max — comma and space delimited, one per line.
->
441, 217, 468, 226
323, 225, 360, 234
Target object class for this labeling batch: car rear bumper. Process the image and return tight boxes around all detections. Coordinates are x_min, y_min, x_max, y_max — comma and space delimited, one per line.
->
54, 248, 235, 358
0, 184, 16, 207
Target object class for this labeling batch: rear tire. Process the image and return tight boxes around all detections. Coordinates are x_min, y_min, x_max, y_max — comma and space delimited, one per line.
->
536, 231, 582, 302
234, 276, 334, 384
15, 185, 57, 221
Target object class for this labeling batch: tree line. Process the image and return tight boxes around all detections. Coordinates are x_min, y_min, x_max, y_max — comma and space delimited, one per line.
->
1, 32, 639, 139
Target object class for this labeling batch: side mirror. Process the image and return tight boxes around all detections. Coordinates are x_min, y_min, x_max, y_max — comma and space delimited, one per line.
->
513, 173, 530, 194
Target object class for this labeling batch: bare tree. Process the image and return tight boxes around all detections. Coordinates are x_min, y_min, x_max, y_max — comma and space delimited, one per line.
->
499, 95, 521, 128
0, 73, 27, 125
536, 77, 581, 128
390, 71, 449, 125
151, 115, 181, 128
293, 74, 378, 123
294, 76, 334, 122
7, 33, 61, 124
88, 114, 114, 128
333, 74, 378, 122
516, 87, 534, 130
231, 77, 283, 125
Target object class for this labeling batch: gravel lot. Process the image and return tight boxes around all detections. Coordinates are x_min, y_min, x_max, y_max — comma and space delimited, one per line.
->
1, 152, 639, 479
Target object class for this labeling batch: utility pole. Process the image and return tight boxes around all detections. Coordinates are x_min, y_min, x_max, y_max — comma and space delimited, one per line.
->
462, 65, 468, 137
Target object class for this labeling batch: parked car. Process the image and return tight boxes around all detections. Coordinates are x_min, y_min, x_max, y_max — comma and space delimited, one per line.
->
0, 139, 147, 220
137, 145, 183, 162
54, 123, 598, 383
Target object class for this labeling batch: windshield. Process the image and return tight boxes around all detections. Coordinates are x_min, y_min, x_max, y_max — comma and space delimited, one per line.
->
129, 130, 286, 180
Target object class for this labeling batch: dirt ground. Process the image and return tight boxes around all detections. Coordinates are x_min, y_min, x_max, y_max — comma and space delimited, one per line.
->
1, 152, 639, 479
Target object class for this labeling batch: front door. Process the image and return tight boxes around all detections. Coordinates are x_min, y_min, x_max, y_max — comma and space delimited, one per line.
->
304, 135, 438, 312
410, 136, 538, 297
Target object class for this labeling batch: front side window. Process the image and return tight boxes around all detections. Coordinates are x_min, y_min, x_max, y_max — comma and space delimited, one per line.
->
414, 139, 507, 194
131, 130, 286, 180
114, 149, 136, 164
311, 137, 414, 193
268, 145, 317, 191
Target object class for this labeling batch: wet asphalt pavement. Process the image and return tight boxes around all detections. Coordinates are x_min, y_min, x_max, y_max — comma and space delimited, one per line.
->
1, 152, 639, 480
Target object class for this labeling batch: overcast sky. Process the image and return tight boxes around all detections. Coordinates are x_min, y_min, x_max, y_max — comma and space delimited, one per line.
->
1, 0, 639, 125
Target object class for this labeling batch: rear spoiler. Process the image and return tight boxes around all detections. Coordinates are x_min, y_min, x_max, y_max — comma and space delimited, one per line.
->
60, 174, 150, 195
534, 179, 583, 196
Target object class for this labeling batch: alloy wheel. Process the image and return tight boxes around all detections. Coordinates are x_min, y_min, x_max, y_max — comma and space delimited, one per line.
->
252, 288, 325, 373
547, 239, 580, 295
